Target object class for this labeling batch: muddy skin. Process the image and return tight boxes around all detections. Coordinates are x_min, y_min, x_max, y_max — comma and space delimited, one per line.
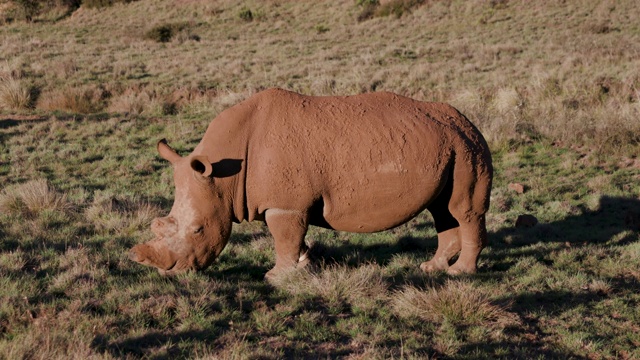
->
129, 88, 493, 280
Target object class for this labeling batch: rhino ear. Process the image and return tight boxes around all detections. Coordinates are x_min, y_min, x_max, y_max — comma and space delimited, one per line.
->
157, 139, 181, 164
190, 155, 213, 178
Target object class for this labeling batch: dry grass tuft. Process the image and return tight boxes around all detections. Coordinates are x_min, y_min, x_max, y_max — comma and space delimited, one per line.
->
392, 280, 515, 326
37, 86, 105, 114
0, 75, 31, 110
107, 89, 163, 115
492, 87, 523, 114
273, 263, 388, 308
0, 179, 72, 217
84, 193, 161, 233
107, 90, 148, 115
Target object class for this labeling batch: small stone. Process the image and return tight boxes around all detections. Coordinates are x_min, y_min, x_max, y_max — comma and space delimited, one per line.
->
515, 214, 538, 228
508, 182, 525, 194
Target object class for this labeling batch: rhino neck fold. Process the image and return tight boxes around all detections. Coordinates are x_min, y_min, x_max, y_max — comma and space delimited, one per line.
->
232, 149, 248, 223
192, 134, 250, 225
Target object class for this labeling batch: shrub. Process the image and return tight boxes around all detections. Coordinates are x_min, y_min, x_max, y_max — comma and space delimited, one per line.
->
9, 0, 88, 21
356, 0, 379, 5
11, 0, 39, 22
238, 7, 253, 22
83, 0, 139, 9
144, 22, 191, 43
356, 0, 378, 22
145, 25, 174, 43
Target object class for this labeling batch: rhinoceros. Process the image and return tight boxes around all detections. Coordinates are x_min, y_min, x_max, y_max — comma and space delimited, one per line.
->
129, 88, 493, 279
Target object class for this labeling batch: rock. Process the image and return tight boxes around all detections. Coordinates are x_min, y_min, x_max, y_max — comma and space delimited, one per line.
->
516, 214, 538, 228
508, 182, 525, 194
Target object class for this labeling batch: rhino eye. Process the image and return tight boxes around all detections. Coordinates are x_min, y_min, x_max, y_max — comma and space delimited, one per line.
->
193, 226, 204, 234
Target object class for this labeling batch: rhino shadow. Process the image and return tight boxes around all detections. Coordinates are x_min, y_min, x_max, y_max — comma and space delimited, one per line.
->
421, 195, 637, 358
483, 195, 640, 271
460, 274, 640, 359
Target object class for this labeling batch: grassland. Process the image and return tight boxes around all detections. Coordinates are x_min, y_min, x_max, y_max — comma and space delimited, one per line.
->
0, 0, 639, 358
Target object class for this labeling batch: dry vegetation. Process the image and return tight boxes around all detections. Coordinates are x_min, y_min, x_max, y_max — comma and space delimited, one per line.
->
0, 0, 639, 153
0, 0, 639, 358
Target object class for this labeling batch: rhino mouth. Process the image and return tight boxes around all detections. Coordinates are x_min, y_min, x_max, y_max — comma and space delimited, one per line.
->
157, 260, 179, 275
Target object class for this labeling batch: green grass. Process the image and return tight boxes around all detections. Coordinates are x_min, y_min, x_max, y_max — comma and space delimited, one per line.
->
0, 0, 639, 358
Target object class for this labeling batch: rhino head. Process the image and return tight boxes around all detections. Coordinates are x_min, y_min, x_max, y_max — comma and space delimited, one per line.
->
129, 139, 233, 275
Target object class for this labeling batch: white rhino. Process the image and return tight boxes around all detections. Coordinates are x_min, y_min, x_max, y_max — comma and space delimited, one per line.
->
129, 88, 493, 280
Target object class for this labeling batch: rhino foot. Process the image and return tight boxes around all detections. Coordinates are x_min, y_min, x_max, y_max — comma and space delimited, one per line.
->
446, 262, 477, 275
264, 251, 313, 284
420, 259, 449, 273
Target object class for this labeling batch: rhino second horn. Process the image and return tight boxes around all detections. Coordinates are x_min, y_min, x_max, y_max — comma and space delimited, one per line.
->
157, 139, 182, 164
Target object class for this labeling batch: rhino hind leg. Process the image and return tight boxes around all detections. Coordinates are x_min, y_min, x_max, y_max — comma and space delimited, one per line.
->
264, 209, 311, 282
444, 157, 491, 275
421, 156, 491, 275
447, 215, 487, 275
421, 175, 462, 272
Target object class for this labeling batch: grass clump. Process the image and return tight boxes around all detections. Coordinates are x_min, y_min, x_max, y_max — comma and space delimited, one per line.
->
0, 75, 31, 110
392, 280, 515, 326
0, 1, 639, 358
37, 86, 105, 114
273, 263, 388, 311
0, 179, 72, 218
107, 88, 177, 116
84, 193, 160, 234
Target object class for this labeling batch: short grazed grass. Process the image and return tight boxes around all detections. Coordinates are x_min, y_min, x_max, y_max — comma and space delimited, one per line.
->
0, 0, 639, 358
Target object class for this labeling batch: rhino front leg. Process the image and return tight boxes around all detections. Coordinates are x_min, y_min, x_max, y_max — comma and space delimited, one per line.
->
264, 209, 310, 282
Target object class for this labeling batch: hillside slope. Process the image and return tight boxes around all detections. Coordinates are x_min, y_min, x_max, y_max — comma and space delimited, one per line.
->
1, 0, 639, 152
